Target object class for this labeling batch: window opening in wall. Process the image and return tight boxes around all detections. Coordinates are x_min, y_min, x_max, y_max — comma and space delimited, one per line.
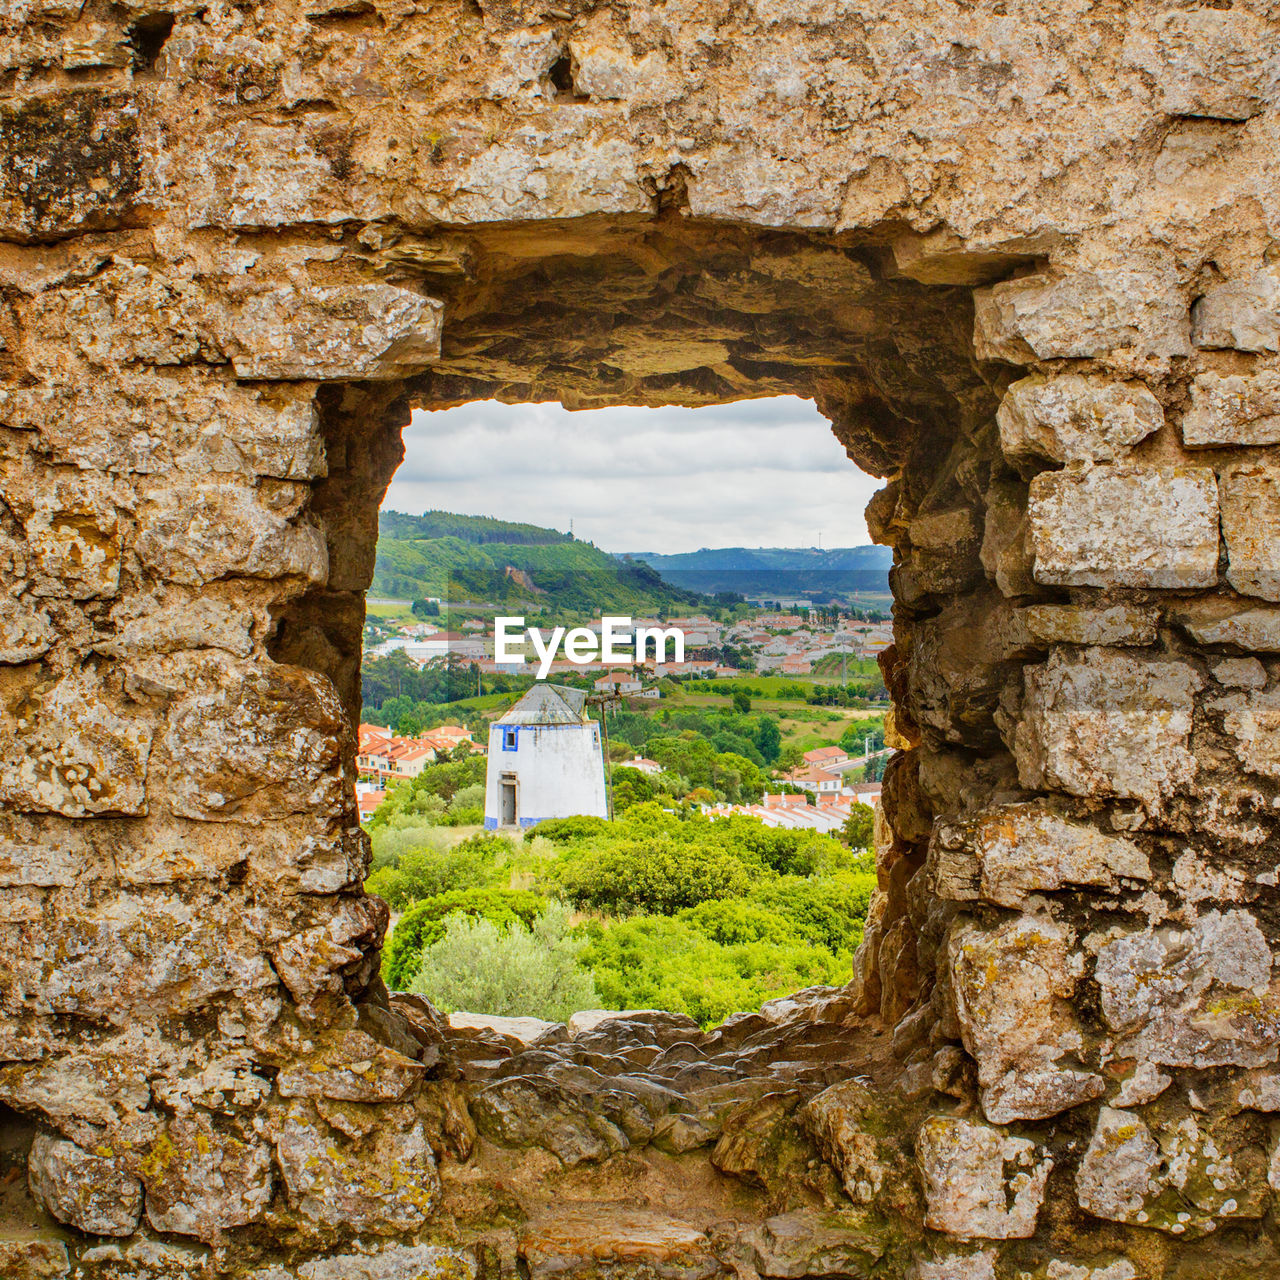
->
360, 396, 894, 1033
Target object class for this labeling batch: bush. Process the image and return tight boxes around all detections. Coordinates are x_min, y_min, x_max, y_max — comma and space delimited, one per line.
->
382, 888, 546, 989
409, 901, 600, 1022
553, 837, 757, 916
747, 872, 877, 952
366, 832, 513, 909
523, 815, 611, 844
578, 915, 847, 1028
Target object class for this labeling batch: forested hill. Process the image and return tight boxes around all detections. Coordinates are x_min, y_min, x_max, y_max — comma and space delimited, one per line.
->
628, 545, 892, 601
372, 510, 707, 612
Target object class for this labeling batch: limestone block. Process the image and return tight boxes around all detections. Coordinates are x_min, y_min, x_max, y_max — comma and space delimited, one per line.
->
2, 376, 325, 480
915, 1255, 995, 1280
1095, 910, 1280, 1068
1124, 8, 1279, 121
276, 1103, 439, 1232
0, 595, 55, 663
470, 1074, 630, 1165
1016, 603, 1158, 648
1016, 648, 1202, 807
0, 90, 139, 241
567, 42, 668, 100
0, 466, 124, 600
276, 1026, 424, 1103
979, 478, 1035, 598
949, 915, 1100, 1124
0, 669, 152, 817
27, 1132, 143, 1236
0, 1051, 150, 1132
0, 1240, 70, 1280
1077, 1105, 1266, 1236
930, 804, 1149, 909
1182, 370, 1280, 447
1183, 606, 1280, 652
519, 1206, 727, 1280
1193, 267, 1280, 353
746, 1208, 889, 1277
409, 113, 652, 222
99, 593, 255, 659
173, 120, 357, 231
1221, 463, 1280, 601
136, 480, 327, 587
142, 1113, 274, 1242
916, 1116, 1051, 1239
162, 660, 346, 823
973, 271, 1190, 363
0, 889, 276, 1024
800, 1079, 906, 1207
0, 839, 82, 887
997, 375, 1162, 466
297, 1245, 478, 1280
31, 260, 222, 367
229, 285, 444, 380
1214, 688, 1280, 780
1028, 466, 1219, 590
269, 895, 387, 1019
1213, 657, 1268, 689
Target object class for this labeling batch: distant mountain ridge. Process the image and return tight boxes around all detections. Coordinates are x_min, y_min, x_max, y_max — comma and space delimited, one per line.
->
626, 545, 892, 601
372, 511, 706, 612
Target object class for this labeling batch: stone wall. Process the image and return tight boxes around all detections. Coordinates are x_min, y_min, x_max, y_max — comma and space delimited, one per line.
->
2, 0, 1280, 1276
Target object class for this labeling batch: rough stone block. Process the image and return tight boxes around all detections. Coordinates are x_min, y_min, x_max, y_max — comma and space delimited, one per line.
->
0, 595, 54, 663
1016, 647, 1202, 807
297, 1245, 478, 1280
230, 285, 444, 380
1182, 370, 1280, 447
746, 1208, 890, 1278
519, 1206, 727, 1280
276, 1027, 424, 1103
916, 1116, 1051, 1239
1181, 605, 1280, 652
135, 480, 327, 587
1193, 267, 1280, 352
0, 669, 152, 817
929, 803, 1149, 909
269, 896, 387, 1020
1124, 9, 1279, 121
1077, 1104, 1266, 1236
0, 1240, 70, 1280
997, 374, 1162, 465
973, 271, 1190, 363
0, 889, 276, 1024
1095, 909, 1280, 1068
1213, 657, 1268, 689
800, 1079, 905, 1206
949, 915, 1100, 1124
1028, 466, 1219, 589
27, 1132, 143, 1237
276, 1103, 438, 1232
163, 659, 346, 824
143, 1113, 274, 1242
1213, 688, 1280, 780
0, 91, 139, 241
1016, 603, 1158, 648
1221, 463, 1280, 601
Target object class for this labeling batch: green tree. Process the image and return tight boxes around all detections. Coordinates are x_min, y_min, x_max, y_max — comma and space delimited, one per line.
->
755, 716, 782, 764
732, 688, 752, 714
412, 597, 441, 618
842, 802, 876, 852
382, 888, 546, 989
409, 901, 600, 1022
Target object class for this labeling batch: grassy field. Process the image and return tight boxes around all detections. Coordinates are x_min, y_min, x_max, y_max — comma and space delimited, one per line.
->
366, 601, 418, 622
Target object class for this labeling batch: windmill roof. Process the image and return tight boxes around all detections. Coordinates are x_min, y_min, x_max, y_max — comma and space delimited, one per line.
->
496, 684, 589, 725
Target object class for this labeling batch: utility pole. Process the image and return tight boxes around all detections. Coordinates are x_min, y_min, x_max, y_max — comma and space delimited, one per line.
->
585, 691, 621, 820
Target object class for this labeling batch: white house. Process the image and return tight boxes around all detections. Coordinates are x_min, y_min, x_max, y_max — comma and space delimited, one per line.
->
484, 684, 608, 830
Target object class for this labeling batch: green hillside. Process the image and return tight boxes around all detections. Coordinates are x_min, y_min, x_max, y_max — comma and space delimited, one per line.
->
373, 511, 707, 613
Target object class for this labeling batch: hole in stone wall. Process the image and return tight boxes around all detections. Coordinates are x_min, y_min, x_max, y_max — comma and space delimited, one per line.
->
359, 394, 894, 1032
268, 219, 1004, 1130
547, 53, 587, 102
127, 13, 176, 73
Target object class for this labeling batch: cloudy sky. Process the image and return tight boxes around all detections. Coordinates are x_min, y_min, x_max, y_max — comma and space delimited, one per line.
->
384, 397, 884, 555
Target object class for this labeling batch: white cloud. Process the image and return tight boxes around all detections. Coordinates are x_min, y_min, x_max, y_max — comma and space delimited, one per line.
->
384, 396, 884, 554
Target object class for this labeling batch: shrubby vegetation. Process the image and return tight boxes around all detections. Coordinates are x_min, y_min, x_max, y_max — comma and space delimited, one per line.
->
370, 757, 879, 1025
